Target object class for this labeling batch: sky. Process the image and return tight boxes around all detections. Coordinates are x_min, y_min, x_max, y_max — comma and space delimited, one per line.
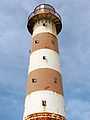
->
0, 0, 90, 120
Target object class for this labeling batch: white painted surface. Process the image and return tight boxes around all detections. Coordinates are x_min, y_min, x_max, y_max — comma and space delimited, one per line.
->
32, 19, 57, 37
23, 90, 65, 118
28, 49, 60, 73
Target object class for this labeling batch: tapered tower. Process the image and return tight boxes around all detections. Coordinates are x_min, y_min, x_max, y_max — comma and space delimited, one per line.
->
23, 4, 66, 120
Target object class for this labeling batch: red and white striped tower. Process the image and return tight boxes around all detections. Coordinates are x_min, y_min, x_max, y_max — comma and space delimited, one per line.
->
23, 4, 66, 120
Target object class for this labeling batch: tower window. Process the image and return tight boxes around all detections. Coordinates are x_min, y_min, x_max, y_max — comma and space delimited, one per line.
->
43, 56, 48, 63
43, 22, 47, 27
32, 78, 37, 83
43, 56, 46, 60
42, 100, 47, 106
34, 40, 39, 44
43, 23, 45, 26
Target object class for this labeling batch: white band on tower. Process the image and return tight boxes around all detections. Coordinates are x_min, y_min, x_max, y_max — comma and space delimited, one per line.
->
28, 49, 61, 74
23, 90, 65, 118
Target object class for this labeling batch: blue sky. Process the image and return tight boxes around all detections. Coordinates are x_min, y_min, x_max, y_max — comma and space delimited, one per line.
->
0, 0, 90, 120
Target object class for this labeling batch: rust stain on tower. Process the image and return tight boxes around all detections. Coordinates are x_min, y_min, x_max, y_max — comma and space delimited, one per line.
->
23, 4, 66, 120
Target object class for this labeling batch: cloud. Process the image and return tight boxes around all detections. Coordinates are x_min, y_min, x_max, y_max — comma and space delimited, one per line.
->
66, 99, 90, 120
0, 0, 90, 120
0, 89, 24, 120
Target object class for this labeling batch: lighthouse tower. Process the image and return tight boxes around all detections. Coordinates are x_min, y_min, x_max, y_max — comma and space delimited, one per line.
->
23, 4, 66, 120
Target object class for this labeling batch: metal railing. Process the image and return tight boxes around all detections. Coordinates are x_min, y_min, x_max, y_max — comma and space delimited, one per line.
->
34, 4, 55, 12
28, 4, 61, 22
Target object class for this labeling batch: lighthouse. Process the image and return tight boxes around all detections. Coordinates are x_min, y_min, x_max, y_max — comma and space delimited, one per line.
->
23, 4, 66, 120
